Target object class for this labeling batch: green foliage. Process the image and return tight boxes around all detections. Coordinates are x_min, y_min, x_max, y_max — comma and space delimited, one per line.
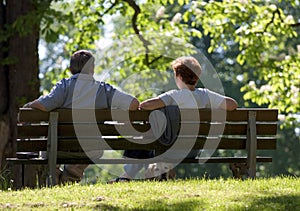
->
0, 0, 52, 67
97, 33, 196, 100
39, 0, 109, 53
185, 0, 300, 121
0, 164, 12, 191
40, 0, 201, 100
38, 38, 71, 92
270, 126, 300, 176
121, 2, 199, 99
41, 68, 71, 94
34, 0, 300, 179
241, 53, 300, 126
3, 0, 300, 120
36, 0, 300, 124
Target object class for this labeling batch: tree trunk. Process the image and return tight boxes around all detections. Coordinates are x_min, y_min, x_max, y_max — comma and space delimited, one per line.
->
0, 0, 40, 189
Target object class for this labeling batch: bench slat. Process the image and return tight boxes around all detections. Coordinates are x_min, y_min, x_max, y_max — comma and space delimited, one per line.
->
18, 109, 152, 122
17, 136, 277, 152
180, 109, 278, 122
18, 108, 278, 123
6, 156, 272, 165
17, 122, 277, 138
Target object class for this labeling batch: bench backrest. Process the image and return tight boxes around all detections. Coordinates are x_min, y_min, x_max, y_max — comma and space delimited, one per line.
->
17, 108, 278, 158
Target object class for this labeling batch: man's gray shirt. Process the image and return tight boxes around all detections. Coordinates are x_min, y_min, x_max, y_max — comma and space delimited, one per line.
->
38, 73, 134, 111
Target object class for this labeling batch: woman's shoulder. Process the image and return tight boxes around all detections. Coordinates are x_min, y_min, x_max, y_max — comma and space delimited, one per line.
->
196, 87, 214, 93
195, 87, 207, 92
161, 89, 178, 95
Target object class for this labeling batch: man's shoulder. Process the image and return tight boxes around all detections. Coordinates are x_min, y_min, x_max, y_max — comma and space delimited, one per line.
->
58, 74, 77, 83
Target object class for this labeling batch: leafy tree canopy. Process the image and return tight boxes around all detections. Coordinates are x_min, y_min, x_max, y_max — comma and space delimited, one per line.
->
28, 0, 300, 126
185, 0, 299, 126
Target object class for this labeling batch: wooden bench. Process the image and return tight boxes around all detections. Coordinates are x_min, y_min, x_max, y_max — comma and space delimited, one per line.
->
7, 107, 278, 186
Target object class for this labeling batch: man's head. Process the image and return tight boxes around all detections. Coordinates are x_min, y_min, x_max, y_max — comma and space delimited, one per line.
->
70, 50, 95, 75
171, 56, 201, 86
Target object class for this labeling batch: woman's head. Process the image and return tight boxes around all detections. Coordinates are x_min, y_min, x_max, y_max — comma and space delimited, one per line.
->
171, 56, 201, 86
70, 50, 95, 75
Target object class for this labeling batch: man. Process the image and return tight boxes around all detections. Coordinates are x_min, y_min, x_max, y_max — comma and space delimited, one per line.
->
24, 50, 139, 184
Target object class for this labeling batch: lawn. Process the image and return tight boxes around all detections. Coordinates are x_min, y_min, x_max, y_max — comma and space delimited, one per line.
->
0, 177, 299, 210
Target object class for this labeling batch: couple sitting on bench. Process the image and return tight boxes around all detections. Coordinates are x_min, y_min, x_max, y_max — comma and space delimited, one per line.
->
24, 50, 237, 184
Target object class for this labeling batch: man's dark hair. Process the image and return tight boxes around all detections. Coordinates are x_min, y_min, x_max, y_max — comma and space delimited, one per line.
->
70, 50, 94, 74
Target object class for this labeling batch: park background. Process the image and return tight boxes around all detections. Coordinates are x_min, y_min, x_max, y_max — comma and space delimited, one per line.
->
0, 0, 299, 188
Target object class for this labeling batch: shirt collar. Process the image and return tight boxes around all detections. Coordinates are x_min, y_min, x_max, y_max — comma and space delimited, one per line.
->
71, 73, 95, 81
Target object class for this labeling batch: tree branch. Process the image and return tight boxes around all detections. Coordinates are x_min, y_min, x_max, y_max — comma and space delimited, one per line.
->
264, 8, 300, 30
101, 0, 119, 18
149, 55, 163, 65
264, 9, 283, 32
251, 8, 300, 36
123, 0, 151, 65
290, 22, 300, 27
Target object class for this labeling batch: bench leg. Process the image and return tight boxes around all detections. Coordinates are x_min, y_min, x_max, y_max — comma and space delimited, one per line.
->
229, 163, 249, 179
22, 165, 39, 188
21, 164, 24, 187
47, 112, 59, 187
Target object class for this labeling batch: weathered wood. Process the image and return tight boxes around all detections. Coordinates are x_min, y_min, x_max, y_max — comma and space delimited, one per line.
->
6, 156, 272, 165
8, 108, 278, 186
16, 137, 277, 152
18, 108, 279, 123
17, 122, 277, 138
47, 112, 59, 186
247, 111, 257, 178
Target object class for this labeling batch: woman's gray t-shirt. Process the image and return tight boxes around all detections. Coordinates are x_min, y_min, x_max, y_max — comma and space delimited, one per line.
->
158, 88, 226, 109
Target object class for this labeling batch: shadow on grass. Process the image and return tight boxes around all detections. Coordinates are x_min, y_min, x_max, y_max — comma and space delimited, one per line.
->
93, 198, 205, 211
247, 194, 300, 210
92, 194, 300, 210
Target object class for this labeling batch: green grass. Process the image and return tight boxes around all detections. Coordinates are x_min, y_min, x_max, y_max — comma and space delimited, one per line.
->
0, 177, 299, 210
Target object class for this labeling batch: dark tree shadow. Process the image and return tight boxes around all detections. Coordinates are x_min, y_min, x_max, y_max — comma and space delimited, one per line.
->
91, 193, 300, 210
247, 194, 300, 210
92, 198, 206, 211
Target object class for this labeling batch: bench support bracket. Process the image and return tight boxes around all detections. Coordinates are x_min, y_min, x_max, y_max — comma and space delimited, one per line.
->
247, 111, 257, 178
47, 112, 59, 186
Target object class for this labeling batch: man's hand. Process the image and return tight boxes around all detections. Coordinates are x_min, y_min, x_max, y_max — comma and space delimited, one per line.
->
23, 100, 47, 111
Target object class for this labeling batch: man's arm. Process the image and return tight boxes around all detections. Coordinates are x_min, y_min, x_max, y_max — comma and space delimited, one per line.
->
219, 97, 238, 111
139, 97, 166, 110
128, 98, 140, 110
23, 99, 47, 111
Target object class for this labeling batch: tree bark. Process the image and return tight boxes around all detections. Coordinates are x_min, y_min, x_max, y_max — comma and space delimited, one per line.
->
0, 0, 40, 189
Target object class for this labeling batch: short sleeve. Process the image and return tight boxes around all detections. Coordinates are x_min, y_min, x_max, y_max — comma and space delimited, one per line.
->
158, 90, 176, 106
111, 89, 135, 110
38, 79, 67, 111
206, 89, 226, 109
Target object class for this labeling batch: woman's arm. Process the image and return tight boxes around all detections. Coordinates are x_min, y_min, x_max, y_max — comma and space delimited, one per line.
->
219, 97, 238, 111
139, 97, 166, 110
